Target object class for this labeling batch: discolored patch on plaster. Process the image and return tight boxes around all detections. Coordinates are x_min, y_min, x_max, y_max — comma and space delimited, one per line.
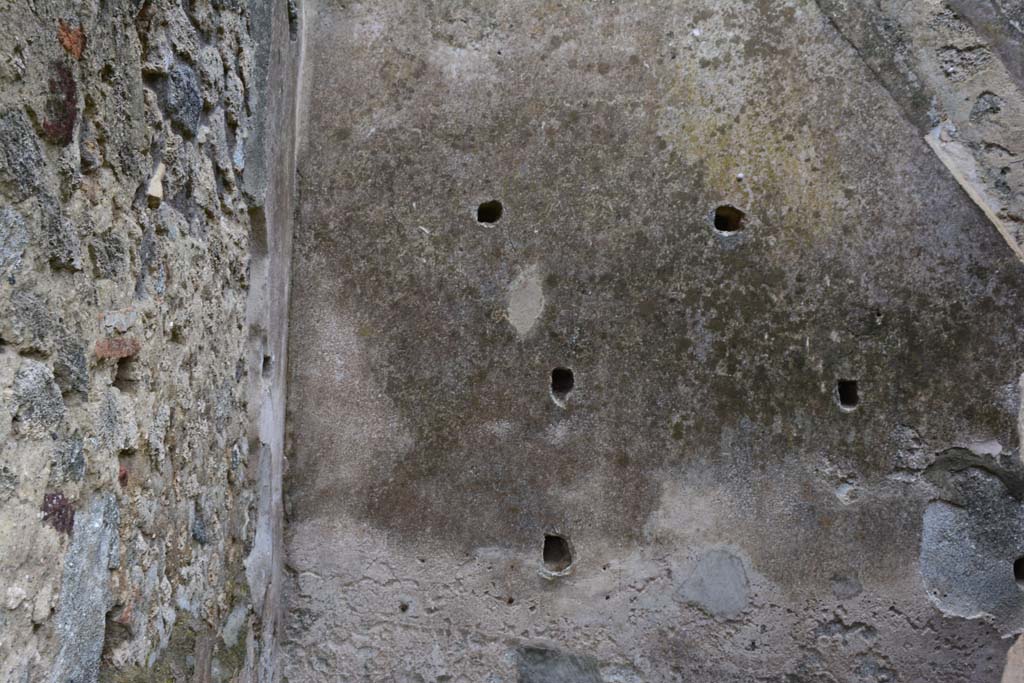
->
680, 548, 750, 619
506, 264, 544, 337
94, 336, 141, 360
831, 573, 863, 600
516, 646, 602, 683
919, 468, 1024, 635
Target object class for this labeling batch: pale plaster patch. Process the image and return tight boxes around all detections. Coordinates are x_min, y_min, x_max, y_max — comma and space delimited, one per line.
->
507, 264, 545, 338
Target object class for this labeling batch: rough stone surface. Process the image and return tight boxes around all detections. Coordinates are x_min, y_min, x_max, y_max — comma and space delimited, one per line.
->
283, 1, 1024, 681
3, 0, 1024, 680
13, 360, 66, 437
0, 206, 28, 278
49, 495, 120, 683
0, 1, 299, 681
164, 63, 202, 138
0, 110, 44, 202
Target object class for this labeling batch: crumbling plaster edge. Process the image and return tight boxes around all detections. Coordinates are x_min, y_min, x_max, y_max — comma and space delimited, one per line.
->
925, 122, 1024, 264
240, 0, 304, 681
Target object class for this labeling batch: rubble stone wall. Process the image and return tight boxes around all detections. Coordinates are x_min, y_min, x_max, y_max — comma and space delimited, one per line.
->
0, 1, 299, 681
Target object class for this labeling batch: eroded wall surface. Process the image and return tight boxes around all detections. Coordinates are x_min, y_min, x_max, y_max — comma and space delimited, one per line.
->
284, 1, 1024, 681
0, 0, 299, 681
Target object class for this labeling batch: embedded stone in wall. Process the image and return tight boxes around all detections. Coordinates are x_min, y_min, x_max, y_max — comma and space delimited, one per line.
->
48, 495, 119, 683
0, 206, 27, 279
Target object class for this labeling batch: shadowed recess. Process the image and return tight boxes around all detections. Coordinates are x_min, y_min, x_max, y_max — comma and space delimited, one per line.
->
837, 379, 859, 410
551, 367, 574, 401
477, 200, 503, 223
543, 534, 573, 573
713, 205, 745, 233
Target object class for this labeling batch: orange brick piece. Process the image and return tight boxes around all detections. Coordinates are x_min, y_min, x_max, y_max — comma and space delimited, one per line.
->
57, 19, 85, 60
94, 336, 141, 360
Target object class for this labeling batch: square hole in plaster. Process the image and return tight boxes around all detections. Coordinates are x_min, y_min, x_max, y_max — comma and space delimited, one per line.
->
550, 367, 574, 405
713, 205, 745, 233
477, 200, 503, 224
543, 534, 573, 574
837, 379, 859, 411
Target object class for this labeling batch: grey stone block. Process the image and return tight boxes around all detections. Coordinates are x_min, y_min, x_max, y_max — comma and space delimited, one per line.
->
49, 494, 120, 683
0, 110, 43, 202
167, 64, 203, 138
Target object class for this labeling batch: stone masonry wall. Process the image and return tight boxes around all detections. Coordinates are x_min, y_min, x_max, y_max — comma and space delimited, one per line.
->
0, 1, 296, 681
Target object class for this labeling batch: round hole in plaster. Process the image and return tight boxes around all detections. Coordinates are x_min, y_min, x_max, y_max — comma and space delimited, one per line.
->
837, 379, 859, 411
550, 367, 574, 405
713, 205, 746, 233
477, 200, 503, 224
399, 602, 409, 613
542, 534, 573, 575
1015, 557, 1024, 588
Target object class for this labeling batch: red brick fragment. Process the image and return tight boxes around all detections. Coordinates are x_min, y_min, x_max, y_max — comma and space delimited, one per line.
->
41, 62, 77, 146
57, 20, 86, 60
95, 336, 141, 360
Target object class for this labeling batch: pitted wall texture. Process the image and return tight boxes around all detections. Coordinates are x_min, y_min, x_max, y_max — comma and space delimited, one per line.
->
2, 0, 1024, 680
284, 1, 1024, 681
0, 1, 298, 681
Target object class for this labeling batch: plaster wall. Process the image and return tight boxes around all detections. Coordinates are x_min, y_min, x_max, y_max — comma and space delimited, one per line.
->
283, 1, 1024, 681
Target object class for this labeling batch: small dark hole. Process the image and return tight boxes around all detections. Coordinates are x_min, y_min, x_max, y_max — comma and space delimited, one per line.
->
713, 205, 745, 233
551, 367, 574, 400
506, 597, 515, 605
287, 0, 299, 40
262, 354, 273, 378
477, 200, 503, 224
113, 358, 138, 393
543, 534, 573, 573
399, 602, 409, 613
1014, 557, 1024, 588
837, 379, 859, 410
